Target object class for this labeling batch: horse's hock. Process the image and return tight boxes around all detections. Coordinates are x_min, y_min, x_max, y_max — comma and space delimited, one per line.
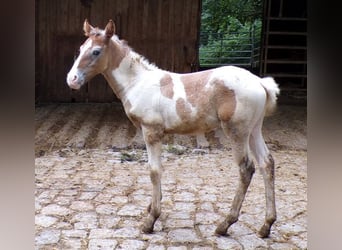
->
35, 103, 307, 249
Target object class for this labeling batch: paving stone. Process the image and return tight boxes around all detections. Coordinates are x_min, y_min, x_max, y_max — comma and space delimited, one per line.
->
200, 202, 214, 211
89, 229, 115, 238
120, 218, 141, 227
238, 234, 268, 249
290, 233, 308, 249
199, 193, 217, 202
215, 236, 242, 250
35, 200, 42, 211
62, 229, 88, 238
168, 211, 191, 219
174, 202, 196, 212
41, 204, 71, 216
142, 232, 168, 243
110, 195, 129, 204
146, 245, 166, 250
278, 221, 306, 234
117, 204, 144, 216
270, 242, 297, 249
228, 222, 254, 236
198, 224, 217, 238
192, 247, 214, 250
88, 239, 118, 250
60, 238, 84, 249
54, 196, 73, 206
165, 219, 194, 228
56, 221, 73, 230
35, 215, 58, 227
96, 204, 118, 215
36, 229, 61, 245
112, 227, 140, 238
195, 212, 221, 224
168, 228, 201, 243
79, 191, 98, 200
73, 212, 98, 229
70, 200, 94, 211
137, 175, 151, 184
83, 179, 106, 191
99, 215, 121, 228
60, 189, 78, 196
118, 239, 146, 250
167, 246, 187, 250
174, 191, 196, 201
37, 190, 60, 200
94, 192, 113, 203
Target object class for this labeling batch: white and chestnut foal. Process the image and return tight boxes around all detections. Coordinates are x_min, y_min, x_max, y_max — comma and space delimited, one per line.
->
67, 20, 280, 238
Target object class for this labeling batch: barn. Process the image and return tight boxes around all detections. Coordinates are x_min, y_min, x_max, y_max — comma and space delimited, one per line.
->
36, 0, 201, 103
35, 0, 307, 104
35, 1, 307, 248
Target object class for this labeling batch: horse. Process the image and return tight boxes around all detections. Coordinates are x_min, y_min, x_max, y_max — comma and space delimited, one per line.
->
67, 19, 280, 238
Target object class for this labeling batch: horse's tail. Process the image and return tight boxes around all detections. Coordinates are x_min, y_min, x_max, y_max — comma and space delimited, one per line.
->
260, 77, 280, 116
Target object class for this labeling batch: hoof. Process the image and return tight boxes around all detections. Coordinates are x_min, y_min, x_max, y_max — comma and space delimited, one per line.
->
215, 222, 228, 236
141, 224, 154, 234
258, 224, 271, 238
141, 216, 155, 234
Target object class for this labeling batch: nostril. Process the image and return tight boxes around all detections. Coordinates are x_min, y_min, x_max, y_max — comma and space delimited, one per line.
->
72, 75, 77, 81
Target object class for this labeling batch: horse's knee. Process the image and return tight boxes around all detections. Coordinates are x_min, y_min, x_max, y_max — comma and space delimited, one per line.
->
259, 154, 275, 180
150, 169, 161, 185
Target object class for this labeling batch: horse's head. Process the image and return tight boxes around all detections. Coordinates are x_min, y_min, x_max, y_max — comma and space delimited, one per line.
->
67, 19, 115, 90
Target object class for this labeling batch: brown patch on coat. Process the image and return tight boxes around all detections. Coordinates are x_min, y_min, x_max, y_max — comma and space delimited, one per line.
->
214, 79, 236, 122
77, 34, 128, 72
180, 70, 213, 107
160, 74, 174, 99
109, 40, 129, 69
78, 33, 108, 68
142, 125, 164, 145
176, 98, 192, 121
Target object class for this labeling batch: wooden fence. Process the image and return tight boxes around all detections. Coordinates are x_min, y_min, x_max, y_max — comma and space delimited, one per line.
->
36, 0, 201, 102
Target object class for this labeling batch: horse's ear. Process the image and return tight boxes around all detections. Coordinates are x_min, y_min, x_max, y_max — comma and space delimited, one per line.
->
83, 19, 94, 37
105, 20, 115, 38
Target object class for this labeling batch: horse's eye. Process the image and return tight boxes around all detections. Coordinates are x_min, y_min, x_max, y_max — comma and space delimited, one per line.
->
92, 50, 100, 56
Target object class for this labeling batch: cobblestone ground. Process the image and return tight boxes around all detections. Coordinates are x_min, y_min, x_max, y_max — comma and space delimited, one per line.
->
35, 147, 306, 250
35, 104, 307, 249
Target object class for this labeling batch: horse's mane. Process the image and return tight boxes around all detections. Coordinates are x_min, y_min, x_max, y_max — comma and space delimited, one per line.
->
111, 35, 159, 71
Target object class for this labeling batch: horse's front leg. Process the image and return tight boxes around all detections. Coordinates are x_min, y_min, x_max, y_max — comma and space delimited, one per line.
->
141, 127, 163, 233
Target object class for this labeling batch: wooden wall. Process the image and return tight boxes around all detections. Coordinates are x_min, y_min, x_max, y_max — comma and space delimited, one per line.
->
36, 0, 201, 102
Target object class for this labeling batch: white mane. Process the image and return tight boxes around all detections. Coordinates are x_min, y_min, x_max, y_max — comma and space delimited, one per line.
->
111, 35, 159, 71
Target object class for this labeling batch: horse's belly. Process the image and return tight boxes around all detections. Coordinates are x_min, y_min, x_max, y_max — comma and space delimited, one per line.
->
164, 115, 220, 135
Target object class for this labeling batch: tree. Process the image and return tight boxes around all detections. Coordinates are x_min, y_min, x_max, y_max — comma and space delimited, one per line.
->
200, 0, 263, 68
201, 0, 262, 33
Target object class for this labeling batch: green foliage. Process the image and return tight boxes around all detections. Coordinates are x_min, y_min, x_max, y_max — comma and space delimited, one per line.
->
200, 0, 262, 67
201, 0, 262, 33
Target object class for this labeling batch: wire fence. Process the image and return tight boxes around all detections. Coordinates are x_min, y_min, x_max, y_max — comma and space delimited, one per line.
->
199, 25, 261, 69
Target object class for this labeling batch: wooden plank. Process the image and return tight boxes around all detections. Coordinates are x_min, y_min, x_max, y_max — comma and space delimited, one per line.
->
37, 0, 201, 102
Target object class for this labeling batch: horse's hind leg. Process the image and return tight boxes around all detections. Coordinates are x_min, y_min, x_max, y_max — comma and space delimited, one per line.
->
215, 123, 255, 236
249, 120, 276, 238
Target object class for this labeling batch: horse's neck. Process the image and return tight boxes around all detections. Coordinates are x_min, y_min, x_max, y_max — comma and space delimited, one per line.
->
103, 47, 154, 101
